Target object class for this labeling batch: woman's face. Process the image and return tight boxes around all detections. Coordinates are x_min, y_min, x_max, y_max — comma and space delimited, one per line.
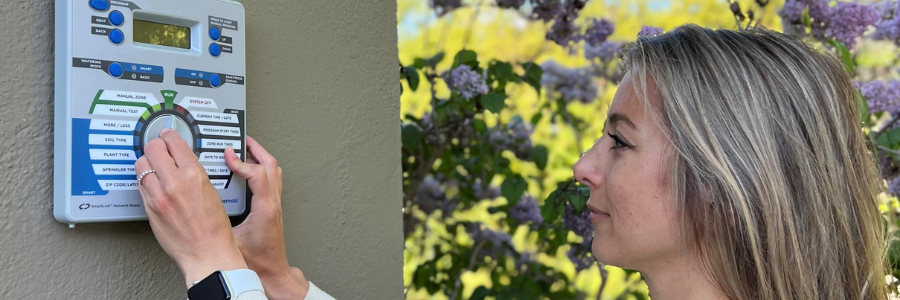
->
573, 72, 682, 271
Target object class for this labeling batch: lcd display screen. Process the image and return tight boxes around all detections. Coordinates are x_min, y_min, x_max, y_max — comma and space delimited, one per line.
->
133, 19, 191, 49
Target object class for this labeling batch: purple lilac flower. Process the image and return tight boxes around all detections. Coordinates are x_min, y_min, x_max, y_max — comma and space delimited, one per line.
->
568, 247, 595, 272
515, 252, 534, 270
875, 1, 900, 42
536, 0, 586, 46
779, 1, 806, 24
487, 117, 533, 160
415, 177, 445, 214
442, 65, 489, 101
584, 41, 620, 63
468, 225, 513, 258
563, 204, 593, 246
799, 0, 831, 38
482, 228, 512, 247
473, 180, 502, 200
637, 26, 664, 38
583, 18, 614, 47
800, 0, 829, 20
531, 0, 563, 21
889, 177, 900, 196
825, 2, 880, 49
431, 0, 462, 16
540, 60, 598, 104
507, 117, 532, 159
419, 113, 448, 145
876, 17, 900, 42
547, 15, 581, 46
509, 195, 544, 229
441, 198, 459, 217
496, 0, 525, 9
860, 80, 900, 113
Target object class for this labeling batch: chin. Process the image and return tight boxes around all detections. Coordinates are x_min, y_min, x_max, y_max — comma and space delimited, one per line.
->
590, 235, 630, 269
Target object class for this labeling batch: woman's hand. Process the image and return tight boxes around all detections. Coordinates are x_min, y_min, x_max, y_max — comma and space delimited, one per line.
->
135, 128, 248, 288
225, 136, 309, 300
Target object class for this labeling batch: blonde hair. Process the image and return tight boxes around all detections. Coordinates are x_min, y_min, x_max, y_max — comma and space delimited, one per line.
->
623, 24, 888, 299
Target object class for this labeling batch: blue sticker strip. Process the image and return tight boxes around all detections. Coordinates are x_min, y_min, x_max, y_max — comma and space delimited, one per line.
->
175, 68, 212, 80
120, 62, 164, 75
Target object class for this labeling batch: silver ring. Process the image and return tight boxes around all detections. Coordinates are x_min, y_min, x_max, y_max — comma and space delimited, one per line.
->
137, 169, 156, 185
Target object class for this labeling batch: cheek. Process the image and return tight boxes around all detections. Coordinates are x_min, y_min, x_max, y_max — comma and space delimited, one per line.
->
597, 156, 681, 262
608, 168, 672, 232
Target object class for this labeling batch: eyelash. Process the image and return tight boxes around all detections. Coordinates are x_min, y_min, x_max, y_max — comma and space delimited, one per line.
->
608, 133, 631, 150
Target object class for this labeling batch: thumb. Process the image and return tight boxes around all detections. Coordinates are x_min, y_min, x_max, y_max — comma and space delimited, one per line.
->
225, 146, 271, 202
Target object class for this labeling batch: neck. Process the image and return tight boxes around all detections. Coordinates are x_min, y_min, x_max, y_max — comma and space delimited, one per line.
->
640, 256, 729, 300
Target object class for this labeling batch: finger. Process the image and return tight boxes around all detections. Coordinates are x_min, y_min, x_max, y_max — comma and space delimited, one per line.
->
245, 136, 277, 170
225, 146, 271, 201
275, 166, 283, 199
135, 156, 164, 208
143, 138, 178, 183
139, 171, 164, 207
160, 128, 200, 169
134, 156, 152, 176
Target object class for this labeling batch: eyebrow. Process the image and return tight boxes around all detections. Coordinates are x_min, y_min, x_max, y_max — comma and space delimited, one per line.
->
608, 113, 637, 130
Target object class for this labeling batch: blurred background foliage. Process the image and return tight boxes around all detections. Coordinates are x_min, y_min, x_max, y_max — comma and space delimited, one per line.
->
398, 0, 900, 299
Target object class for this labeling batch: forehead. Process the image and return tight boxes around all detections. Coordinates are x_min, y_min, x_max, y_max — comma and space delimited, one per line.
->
609, 72, 644, 123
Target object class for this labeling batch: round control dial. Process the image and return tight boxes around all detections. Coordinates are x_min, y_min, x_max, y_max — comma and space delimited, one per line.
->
135, 106, 200, 156
143, 114, 194, 150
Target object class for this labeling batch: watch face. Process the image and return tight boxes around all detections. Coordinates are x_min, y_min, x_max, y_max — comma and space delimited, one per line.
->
188, 271, 232, 300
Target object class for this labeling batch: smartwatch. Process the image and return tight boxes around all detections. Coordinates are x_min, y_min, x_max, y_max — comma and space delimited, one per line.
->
187, 269, 265, 300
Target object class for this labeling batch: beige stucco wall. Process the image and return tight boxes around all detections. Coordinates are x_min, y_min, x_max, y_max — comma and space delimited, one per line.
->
0, 1, 401, 299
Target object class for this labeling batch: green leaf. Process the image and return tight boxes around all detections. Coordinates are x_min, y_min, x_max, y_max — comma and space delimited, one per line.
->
501, 175, 527, 206
413, 58, 426, 69
480, 93, 506, 114
857, 93, 870, 125
541, 190, 561, 223
802, 8, 811, 27
522, 63, 543, 93
531, 145, 548, 170
568, 192, 587, 213
530, 112, 543, 125
402, 67, 420, 91
401, 124, 421, 153
452, 49, 478, 69
877, 127, 900, 148
828, 39, 855, 74
470, 287, 491, 300
424, 52, 445, 68
494, 61, 513, 80
473, 119, 487, 133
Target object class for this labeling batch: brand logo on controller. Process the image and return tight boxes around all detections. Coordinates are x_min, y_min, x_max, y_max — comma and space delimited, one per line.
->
78, 203, 91, 210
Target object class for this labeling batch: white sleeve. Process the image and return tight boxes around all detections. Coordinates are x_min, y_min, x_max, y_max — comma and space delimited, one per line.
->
233, 290, 269, 300
304, 282, 336, 300
219, 280, 333, 300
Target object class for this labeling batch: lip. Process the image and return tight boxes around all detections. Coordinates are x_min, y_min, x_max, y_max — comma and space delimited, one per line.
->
589, 211, 610, 223
586, 203, 610, 223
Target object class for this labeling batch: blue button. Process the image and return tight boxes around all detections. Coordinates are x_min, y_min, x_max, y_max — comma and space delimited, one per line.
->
209, 43, 221, 57
108, 62, 124, 78
109, 29, 124, 44
109, 11, 124, 26
209, 74, 222, 88
209, 27, 221, 41
90, 0, 110, 11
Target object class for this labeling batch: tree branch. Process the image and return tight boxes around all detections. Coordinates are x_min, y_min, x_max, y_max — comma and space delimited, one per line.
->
449, 240, 487, 300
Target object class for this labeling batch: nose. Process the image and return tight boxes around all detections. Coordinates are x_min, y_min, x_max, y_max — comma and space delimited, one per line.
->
573, 147, 604, 189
